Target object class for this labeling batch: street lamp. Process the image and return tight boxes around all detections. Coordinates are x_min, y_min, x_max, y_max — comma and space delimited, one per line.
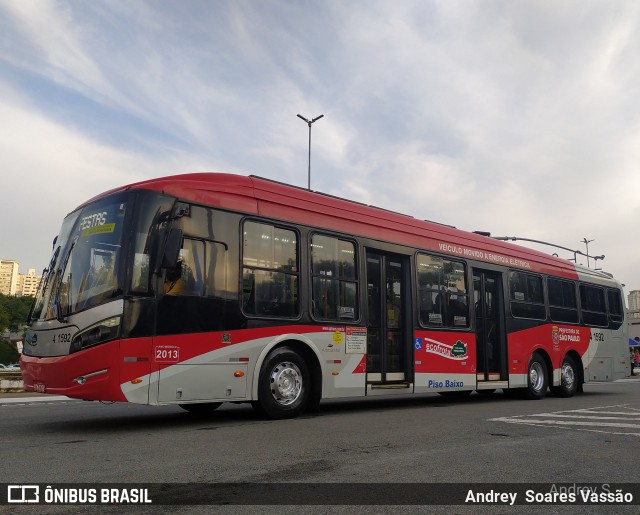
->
581, 238, 594, 267
297, 114, 324, 190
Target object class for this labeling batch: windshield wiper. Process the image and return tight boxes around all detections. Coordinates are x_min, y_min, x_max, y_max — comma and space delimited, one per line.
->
54, 240, 76, 322
27, 246, 60, 323
66, 272, 73, 317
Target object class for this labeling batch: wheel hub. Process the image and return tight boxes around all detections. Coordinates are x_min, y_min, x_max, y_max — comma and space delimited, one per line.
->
269, 361, 302, 406
529, 362, 544, 391
561, 362, 575, 390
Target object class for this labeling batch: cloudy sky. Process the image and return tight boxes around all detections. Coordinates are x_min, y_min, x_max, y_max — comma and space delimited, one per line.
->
1, 1, 639, 294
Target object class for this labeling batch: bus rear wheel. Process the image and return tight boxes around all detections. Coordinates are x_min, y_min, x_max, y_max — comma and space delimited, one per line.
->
551, 355, 578, 398
524, 353, 548, 400
254, 347, 310, 419
179, 402, 222, 414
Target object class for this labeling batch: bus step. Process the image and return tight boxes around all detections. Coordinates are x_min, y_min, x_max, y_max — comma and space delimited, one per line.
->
369, 382, 411, 390
476, 381, 508, 389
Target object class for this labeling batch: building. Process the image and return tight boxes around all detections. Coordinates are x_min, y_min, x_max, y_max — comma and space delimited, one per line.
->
0, 260, 19, 295
0, 261, 41, 297
628, 290, 640, 341
18, 268, 41, 297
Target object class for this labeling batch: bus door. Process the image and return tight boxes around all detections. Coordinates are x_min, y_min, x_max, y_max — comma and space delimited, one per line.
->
473, 269, 508, 386
365, 251, 411, 388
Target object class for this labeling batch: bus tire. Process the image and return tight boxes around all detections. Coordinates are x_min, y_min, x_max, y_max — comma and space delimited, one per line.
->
524, 352, 548, 400
179, 402, 222, 413
255, 347, 310, 419
550, 355, 578, 398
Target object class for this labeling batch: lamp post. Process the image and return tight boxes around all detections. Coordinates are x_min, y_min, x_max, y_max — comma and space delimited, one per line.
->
581, 238, 594, 267
297, 114, 324, 190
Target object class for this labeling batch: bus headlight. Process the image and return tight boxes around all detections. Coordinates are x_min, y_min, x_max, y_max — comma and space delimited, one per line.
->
70, 316, 121, 352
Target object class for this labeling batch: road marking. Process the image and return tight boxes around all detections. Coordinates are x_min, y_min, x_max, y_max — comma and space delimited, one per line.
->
490, 404, 640, 436
0, 396, 74, 405
529, 413, 640, 421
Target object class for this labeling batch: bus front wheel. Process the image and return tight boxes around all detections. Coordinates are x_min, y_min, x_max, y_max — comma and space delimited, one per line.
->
524, 353, 548, 400
254, 347, 310, 419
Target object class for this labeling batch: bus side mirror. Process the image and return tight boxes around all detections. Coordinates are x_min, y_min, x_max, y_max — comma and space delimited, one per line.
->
161, 228, 183, 269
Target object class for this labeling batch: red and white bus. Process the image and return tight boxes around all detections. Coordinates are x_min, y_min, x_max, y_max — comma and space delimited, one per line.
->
21, 173, 630, 418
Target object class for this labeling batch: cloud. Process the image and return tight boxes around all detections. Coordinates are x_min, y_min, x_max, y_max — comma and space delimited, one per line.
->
0, 82, 214, 271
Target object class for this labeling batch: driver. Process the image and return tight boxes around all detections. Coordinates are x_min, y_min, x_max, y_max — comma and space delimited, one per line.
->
163, 261, 185, 295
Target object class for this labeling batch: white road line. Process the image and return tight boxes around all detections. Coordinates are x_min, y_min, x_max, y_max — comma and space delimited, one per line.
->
489, 404, 640, 436
571, 410, 640, 415
528, 413, 640, 421
493, 417, 640, 429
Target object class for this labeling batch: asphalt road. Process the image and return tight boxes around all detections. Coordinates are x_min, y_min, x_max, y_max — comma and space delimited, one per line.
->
1, 379, 639, 513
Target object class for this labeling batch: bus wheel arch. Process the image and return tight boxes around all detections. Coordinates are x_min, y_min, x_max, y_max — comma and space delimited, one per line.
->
252, 341, 322, 419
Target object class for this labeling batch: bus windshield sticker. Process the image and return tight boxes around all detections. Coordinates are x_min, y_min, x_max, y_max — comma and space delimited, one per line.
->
81, 223, 116, 237
79, 210, 116, 237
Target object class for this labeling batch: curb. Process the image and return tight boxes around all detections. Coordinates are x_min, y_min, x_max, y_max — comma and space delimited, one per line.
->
0, 374, 24, 393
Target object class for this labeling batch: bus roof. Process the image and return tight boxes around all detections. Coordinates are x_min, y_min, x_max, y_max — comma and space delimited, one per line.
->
87, 172, 613, 281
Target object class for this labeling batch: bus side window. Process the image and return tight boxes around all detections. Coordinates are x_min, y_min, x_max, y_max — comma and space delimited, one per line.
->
548, 278, 579, 323
416, 253, 469, 328
509, 271, 545, 320
310, 234, 358, 322
241, 221, 299, 318
242, 273, 256, 313
607, 288, 624, 328
579, 284, 607, 327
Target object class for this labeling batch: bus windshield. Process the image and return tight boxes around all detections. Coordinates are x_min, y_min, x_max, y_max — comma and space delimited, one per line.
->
30, 196, 128, 321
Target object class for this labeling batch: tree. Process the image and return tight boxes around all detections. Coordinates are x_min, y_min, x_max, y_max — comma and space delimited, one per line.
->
0, 340, 19, 365
0, 294, 34, 332
0, 304, 9, 333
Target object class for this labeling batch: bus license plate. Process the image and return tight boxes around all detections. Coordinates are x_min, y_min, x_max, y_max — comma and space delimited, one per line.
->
34, 382, 46, 393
